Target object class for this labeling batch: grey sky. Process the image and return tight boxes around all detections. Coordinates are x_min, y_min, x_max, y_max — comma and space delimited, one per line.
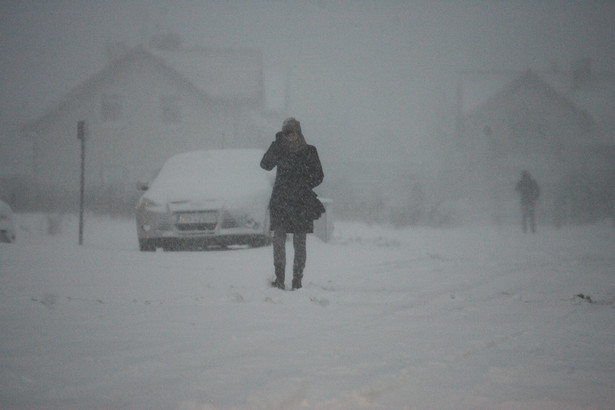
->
1, 0, 614, 153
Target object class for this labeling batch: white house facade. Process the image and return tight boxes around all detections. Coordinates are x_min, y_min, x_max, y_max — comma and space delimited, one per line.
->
22, 45, 275, 212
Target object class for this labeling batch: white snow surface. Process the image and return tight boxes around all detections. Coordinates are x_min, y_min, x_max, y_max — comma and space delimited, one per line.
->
1, 214, 614, 409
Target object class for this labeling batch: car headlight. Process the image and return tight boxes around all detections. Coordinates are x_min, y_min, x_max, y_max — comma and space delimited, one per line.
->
137, 197, 159, 210
222, 211, 259, 229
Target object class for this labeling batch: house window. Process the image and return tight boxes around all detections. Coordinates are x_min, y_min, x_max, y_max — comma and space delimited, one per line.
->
160, 96, 181, 123
101, 94, 122, 121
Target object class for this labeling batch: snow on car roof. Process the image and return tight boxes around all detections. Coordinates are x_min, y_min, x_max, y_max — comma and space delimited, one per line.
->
145, 149, 272, 203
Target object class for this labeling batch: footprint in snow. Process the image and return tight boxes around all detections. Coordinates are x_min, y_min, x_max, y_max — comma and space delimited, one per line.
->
310, 296, 329, 307
264, 296, 282, 304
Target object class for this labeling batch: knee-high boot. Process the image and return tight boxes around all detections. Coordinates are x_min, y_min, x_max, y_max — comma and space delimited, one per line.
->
292, 233, 306, 289
272, 229, 286, 289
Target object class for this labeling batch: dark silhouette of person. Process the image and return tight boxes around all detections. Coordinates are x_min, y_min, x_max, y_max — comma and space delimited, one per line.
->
515, 170, 540, 233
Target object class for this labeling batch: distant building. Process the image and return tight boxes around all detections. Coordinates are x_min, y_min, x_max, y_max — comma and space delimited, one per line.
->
20, 44, 280, 212
452, 66, 615, 224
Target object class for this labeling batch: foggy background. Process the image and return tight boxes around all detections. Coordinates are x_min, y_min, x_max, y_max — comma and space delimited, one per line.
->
1, 0, 614, 225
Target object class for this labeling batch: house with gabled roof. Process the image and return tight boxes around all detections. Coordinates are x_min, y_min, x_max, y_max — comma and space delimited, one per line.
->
21, 44, 276, 213
453, 68, 614, 224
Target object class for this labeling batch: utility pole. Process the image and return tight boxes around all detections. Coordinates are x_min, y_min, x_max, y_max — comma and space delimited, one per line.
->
77, 121, 86, 245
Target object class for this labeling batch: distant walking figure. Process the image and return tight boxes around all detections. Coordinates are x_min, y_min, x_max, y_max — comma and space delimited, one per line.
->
515, 171, 540, 233
260, 118, 325, 290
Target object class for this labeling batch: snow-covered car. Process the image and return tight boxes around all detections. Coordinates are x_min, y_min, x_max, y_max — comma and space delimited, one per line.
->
135, 149, 273, 251
0, 200, 16, 243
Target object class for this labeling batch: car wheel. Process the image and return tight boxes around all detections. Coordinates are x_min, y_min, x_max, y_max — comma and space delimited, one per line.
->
139, 240, 156, 252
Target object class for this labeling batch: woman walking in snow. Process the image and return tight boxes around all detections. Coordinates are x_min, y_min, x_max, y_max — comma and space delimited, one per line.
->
260, 118, 325, 290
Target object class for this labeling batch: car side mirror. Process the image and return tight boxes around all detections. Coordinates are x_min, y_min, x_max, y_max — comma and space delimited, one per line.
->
136, 181, 149, 191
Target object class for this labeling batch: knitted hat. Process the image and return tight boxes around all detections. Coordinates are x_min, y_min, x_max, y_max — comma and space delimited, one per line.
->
282, 117, 302, 135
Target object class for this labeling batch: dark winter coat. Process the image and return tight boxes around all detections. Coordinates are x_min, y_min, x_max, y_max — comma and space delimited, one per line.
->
260, 141, 324, 233
516, 173, 540, 205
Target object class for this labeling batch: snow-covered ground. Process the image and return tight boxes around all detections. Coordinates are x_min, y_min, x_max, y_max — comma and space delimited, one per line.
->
1, 214, 614, 409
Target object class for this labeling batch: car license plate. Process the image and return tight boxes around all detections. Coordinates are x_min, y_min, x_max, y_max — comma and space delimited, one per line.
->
177, 211, 217, 224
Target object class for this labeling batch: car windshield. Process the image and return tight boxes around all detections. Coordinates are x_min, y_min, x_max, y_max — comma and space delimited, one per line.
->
145, 149, 271, 203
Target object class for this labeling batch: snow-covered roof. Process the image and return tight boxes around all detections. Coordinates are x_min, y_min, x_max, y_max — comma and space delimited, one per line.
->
150, 47, 263, 106
459, 72, 512, 114
24, 45, 264, 132
462, 69, 615, 144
